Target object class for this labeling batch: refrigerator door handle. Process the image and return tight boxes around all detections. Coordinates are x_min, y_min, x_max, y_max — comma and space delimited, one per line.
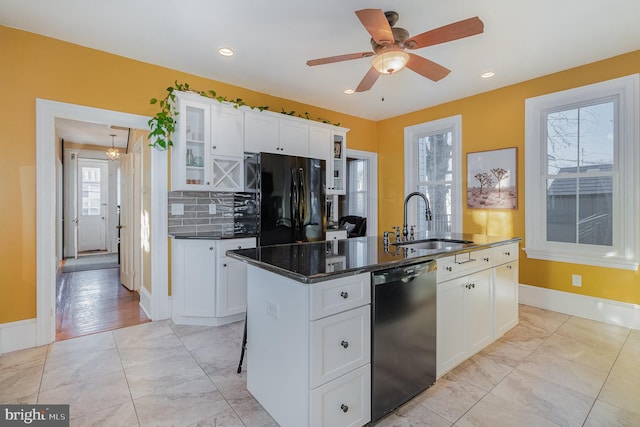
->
298, 167, 305, 224
291, 168, 299, 227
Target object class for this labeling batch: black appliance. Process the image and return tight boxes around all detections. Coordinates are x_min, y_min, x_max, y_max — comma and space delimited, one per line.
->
255, 153, 326, 246
371, 260, 437, 421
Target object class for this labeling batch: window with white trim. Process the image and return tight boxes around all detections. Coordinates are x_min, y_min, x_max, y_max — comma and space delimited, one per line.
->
405, 115, 462, 233
524, 75, 639, 270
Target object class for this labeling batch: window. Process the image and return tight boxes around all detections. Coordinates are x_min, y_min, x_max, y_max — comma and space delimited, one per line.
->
405, 115, 462, 233
524, 75, 639, 270
345, 159, 367, 217
81, 166, 102, 216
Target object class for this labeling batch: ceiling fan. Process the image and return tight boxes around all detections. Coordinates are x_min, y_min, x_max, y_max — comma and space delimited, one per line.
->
306, 9, 484, 92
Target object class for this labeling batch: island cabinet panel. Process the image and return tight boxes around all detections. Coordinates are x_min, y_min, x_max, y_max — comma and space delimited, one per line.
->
493, 243, 519, 337
246, 266, 371, 427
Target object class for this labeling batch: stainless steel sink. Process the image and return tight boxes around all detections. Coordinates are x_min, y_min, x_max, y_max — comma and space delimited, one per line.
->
392, 238, 473, 251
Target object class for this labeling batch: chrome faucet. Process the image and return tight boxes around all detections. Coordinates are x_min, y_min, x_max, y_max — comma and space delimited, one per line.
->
403, 192, 432, 240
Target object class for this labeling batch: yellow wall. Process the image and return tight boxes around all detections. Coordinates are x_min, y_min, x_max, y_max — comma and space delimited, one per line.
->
378, 50, 640, 306
0, 25, 377, 324
2, 23, 637, 325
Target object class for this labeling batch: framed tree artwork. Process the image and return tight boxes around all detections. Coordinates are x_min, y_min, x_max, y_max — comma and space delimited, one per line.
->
467, 147, 517, 209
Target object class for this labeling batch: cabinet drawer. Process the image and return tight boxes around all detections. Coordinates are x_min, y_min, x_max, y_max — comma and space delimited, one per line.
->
309, 364, 371, 427
436, 248, 492, 282
310, 305, 371, 388
326, 230, 348, 240
493, 242, 519, 265
310, 273, 371, 320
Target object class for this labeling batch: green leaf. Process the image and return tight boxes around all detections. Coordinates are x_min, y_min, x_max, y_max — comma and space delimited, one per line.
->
150, 98, 158, 105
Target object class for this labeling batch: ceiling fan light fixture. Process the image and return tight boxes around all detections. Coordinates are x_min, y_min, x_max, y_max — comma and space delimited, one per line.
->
481, 71, 495, 78
372, 50, 409, 74
106, 134, 120, 161
344, 89, 355, 94
218, 47, 234, 57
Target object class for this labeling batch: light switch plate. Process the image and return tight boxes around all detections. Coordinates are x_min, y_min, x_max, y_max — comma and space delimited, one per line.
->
571, 274, 582, 287
171, 203, 184, 215
209, 203, 217, 214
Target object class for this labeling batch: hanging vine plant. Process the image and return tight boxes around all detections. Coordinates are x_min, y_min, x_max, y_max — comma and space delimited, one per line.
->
148, 81, 339, 150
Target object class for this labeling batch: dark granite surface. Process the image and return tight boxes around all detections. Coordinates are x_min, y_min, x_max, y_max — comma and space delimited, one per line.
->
170, 232, 258, 240
226, 232, 520, 283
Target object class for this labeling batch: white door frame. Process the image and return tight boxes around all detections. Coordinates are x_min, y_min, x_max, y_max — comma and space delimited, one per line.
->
345, 148, 378, 236
36, 99, 169, 345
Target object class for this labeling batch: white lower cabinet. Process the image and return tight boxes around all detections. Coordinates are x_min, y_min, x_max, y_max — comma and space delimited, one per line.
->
436, 242, 519, 377
171, 237, 255, 326
246, 267, 371, 427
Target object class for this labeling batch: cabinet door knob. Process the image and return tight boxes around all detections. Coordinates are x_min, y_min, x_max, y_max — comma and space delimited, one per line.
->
505, 251, 511, 256
209, 247, 214, 250
340, 291, 349, 299
237, 246, 242, 249
212, 145, 217, 149
483, 257, 490, 262
223, 263, 227, 267
507, 265, 512, 270
340, 404, 349, 413
446, 266, 452, 272
340, 340, 349, 349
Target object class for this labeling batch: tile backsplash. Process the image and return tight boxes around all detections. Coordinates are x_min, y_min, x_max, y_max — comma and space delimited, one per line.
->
168, 191, 258, 236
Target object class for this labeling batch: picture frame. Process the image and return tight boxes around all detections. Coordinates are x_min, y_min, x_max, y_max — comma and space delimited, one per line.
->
467, 147, 517, 209
334, 141, 342, 159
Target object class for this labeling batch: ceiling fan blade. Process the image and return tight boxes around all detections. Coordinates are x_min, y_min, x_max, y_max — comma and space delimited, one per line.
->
355, 67, 380, 92
406, 53, 451, 82
405, 17, 484, 49
306, 52, 375, 67
355, 9, 394, 45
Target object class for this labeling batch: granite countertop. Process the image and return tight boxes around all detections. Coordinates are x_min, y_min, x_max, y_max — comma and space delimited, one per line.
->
226, 232, 520, 284
170, 232, 258, 240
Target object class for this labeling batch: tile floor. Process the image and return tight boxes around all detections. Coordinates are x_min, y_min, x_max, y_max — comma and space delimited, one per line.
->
1, 305, 639, 426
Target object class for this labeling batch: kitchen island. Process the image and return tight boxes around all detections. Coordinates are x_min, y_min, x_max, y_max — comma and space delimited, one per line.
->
227, 233, 520, 427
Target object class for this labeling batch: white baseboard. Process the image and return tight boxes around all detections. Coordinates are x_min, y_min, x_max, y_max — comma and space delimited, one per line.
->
519, 283, 640, 331
139, 286, 152, 320
172, 312, 245, 327
0, 318, 38, 354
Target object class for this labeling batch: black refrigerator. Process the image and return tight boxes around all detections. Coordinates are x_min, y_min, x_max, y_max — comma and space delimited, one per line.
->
256, 153, 326, 246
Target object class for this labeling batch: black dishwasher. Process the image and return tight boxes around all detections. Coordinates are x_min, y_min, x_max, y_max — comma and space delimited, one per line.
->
371, 260, 437, 421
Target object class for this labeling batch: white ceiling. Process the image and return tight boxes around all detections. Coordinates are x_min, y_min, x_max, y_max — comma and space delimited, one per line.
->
56, 118, 129, 149
2, 0, 640, 122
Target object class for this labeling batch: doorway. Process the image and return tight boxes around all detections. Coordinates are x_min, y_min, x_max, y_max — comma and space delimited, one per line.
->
337, 148, 378, 235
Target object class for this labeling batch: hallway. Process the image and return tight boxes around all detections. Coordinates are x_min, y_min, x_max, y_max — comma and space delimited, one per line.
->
55, 265, 149, 341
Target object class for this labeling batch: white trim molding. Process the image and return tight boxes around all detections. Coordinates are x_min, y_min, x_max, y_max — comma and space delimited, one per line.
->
519, 283, 640, 331
0, 319, 38, 354
345, 148, 378, 236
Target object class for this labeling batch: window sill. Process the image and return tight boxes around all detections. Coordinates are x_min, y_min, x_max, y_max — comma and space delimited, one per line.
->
523, 247, 639, 271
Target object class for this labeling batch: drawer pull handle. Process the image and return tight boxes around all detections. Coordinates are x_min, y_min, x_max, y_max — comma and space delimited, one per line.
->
209, 247, 214, 251
504, 251, 511, 256
507, 265, 512, 270
340, 340, 349, 349
456, 258, 477, 265
483, 257, 490, 262
340, 404, 349, 413
465, 283, 476, 289
237, 246, 242, 249
446, 266, 452, 272
340, 291, 349, 299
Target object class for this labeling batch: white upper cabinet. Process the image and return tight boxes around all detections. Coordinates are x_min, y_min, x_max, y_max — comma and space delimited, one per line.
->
211, 103, 244, 157
279, 117, 309, 157
244, 110, 280, 154
309, 124, 331, 161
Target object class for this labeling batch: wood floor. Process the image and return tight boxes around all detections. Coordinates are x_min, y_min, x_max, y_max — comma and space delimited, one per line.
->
55, 267, 150, 341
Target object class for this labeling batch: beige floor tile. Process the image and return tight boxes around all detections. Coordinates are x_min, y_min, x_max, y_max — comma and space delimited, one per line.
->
113, 319, 176, 348
191, 337, 241, 376
209, 371, 252, 404
124, 352, 207, 399
444, 352, 513, 392
413, 375, 486, 423
555, 316, 629, 352
70, 400, 139, 427
518, 305, 570, 323
479, 339, 532, 368
47, 331, 116, 363
599, 373, 640, 415
491, 369, 594, 426
0, 345, 49, 372
536, 333, 619, 371
584, 399, 640, 426
37, 369, 131, 419
372, 399, 450, 427
134, 376, 231, 427
117, 333, 191, 369
41, 347, 123, 391
227, 396, 278, 427
4, 391, 39, 405
226, 320, 245, 338
173, 324, 240, 352
189, 407, 245, 427
0, 364, 44, 402
455, 393, 560, 427
518, 309, 566, 335
517, 348, 608, 397
499, 324, 549, 353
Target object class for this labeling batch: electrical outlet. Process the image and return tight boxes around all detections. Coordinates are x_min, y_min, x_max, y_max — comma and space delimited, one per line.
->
171, 203, 184, 215
209, 203, 217, 214
572, 274, 582, 287
266, 300, 280, 319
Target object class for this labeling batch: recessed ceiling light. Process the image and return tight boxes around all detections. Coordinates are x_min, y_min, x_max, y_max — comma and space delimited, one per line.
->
344, 89, 355, 95
481, 71, 495, 78
218, 47, 234, 57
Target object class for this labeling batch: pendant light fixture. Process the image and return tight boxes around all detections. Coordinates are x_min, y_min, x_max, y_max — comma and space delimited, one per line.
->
106, 134, 120, 161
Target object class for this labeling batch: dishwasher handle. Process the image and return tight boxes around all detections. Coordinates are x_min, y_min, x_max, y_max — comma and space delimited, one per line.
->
372, 261, 436, 285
